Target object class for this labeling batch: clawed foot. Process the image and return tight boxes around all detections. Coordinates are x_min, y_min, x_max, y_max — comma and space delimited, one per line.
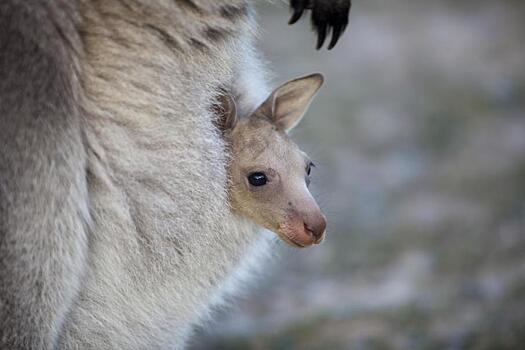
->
289, 0, 351, 50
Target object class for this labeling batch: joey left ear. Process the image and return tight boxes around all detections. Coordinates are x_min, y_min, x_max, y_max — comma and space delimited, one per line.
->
258, 73, 324, 133
215, 93, 238, 132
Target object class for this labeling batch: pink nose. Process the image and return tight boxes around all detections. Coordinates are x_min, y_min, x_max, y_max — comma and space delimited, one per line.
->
304, 214, 327, 244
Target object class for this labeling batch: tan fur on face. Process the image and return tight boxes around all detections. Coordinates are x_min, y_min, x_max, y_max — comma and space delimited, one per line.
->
222, 74, 327, 248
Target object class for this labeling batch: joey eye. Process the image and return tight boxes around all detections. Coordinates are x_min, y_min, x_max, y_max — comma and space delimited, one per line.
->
307, 161, 315, 176
247, 172, 268, 187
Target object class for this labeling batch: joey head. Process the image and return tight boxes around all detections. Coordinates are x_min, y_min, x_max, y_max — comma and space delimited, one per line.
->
218, 74, 327, 247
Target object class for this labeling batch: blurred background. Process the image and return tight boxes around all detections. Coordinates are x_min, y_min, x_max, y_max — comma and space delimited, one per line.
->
191, 0, 525, 349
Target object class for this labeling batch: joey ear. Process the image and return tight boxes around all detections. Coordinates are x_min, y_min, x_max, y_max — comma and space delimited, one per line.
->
258, 73, 324, 133
215, 93, 238, 132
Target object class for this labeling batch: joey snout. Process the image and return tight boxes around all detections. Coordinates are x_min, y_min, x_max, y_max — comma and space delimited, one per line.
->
303, 211, 327, 244
278, 202, 326, 248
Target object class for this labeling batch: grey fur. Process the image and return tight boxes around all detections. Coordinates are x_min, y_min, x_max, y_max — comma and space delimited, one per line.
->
0, 1, 276, 349
0, 2, 89, 349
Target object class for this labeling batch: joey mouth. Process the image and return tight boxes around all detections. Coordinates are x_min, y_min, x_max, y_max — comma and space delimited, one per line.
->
275, 229, 308, 248
277, 219, 324, 248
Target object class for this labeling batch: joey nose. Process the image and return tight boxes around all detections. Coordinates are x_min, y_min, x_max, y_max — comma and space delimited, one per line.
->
304, 214, 327, 244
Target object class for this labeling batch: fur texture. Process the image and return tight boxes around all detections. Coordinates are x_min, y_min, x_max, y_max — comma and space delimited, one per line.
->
0, 2, 89, 349
1, 1, 271, 348
61, 1, 271, 348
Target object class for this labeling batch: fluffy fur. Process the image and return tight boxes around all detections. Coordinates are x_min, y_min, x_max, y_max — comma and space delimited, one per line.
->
1, 1, 271, 349
61, 1, 272, 349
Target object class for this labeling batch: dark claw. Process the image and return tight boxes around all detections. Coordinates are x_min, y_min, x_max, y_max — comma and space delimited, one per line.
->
289, 7, 304, 25
328, 23, 342, 50
316, 21, 328, 50
327, 10, 348, 50
289, 0, 305, 25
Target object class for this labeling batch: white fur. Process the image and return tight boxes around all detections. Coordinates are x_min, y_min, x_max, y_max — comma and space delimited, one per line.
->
55, 1, 273, 349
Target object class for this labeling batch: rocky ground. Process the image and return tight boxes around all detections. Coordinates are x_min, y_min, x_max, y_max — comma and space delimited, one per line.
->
191, 1, 525, 349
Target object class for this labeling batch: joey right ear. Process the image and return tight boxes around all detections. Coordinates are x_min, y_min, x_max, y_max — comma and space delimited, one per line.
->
215, 93, 238, 132
256, 73, 324, 133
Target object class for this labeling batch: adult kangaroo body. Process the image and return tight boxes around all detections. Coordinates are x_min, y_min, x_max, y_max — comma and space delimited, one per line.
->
0, 1, 350, 349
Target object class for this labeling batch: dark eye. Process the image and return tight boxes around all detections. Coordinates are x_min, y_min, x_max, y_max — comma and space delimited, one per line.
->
247, 172, 268, 187
307, 162, 315, 176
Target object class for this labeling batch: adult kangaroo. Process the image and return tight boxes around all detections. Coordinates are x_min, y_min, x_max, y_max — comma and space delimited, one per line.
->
0, 1, 350, 349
